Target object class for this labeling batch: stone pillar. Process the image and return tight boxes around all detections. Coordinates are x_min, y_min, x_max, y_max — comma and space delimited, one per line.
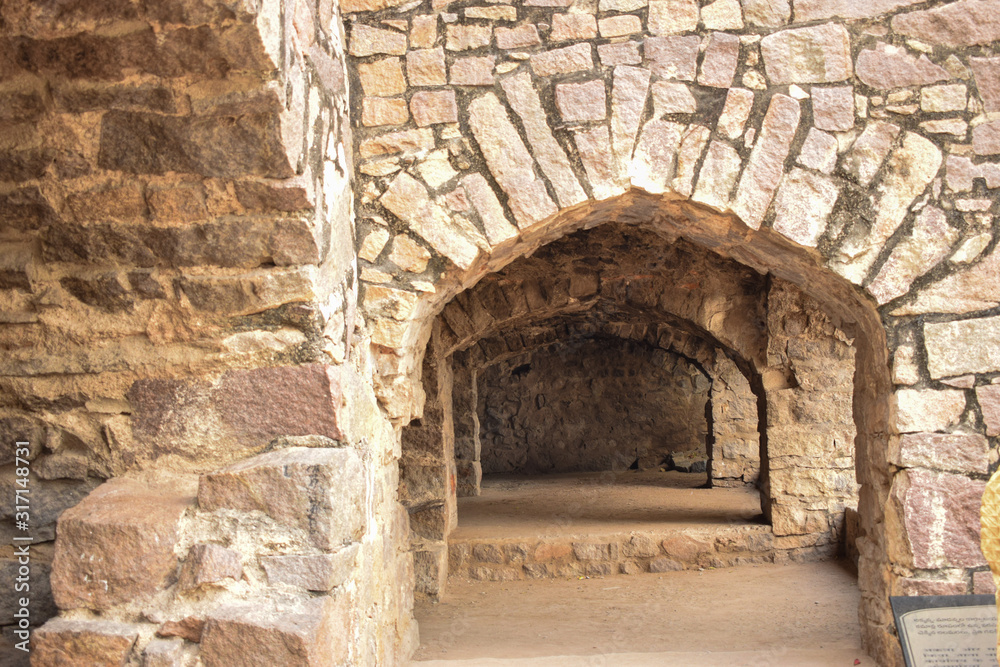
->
710, 356, 760, 487
400, 322, 458, 599
764, 280, 858, 561
452, 351, 482, 497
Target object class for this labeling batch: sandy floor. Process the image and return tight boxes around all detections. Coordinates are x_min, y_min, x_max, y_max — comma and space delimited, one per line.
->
453, 471, 764, 540
413, 561, 873, 666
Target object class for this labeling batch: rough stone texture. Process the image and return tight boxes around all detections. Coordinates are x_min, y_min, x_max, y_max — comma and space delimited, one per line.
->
648, 0, 699, 34
530, 44, 594, 77
893, 469, 987, 569
645, 36, 700, 81
716, 88, 754, 140
200, 596, 346, 667
856, 43, 949, 90
891, 0, 1000, 47
867, 206, 956, 305
479, 339, 710, 473
977, 385, 1000, 437
759, 24, 852, 84
551, 14, 597, 42
895, 389, 965, 433
178, 543, 243, 590
555, 80, 607, 122
811, 86, 854, 132
653, 82, 698, 115
411, 90, 458, 126
893, 433, 989, 474
797, 128, 838, 174
407, 48, 447, 87
50, 476, 194, 611
771, 168, 839, 248
261, 544, 359, 591
699, 32, 740, 88
970, 57, 1000, 112
32, 619, 140, 667
198, 447, 366, 550
925, 316, 1000, 379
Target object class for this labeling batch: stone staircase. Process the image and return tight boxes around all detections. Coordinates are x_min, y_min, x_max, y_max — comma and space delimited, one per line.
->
449, 525, 775, 581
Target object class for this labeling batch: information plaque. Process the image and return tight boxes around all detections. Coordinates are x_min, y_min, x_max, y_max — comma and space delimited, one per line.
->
891, 595, 998, 667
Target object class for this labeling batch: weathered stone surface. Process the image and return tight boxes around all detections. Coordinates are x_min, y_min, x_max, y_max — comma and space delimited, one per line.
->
200, 596, 346, 666
895, 389, 965, 433
797, 128, 837, 174
645, 36, 699, 81
921, 84, 967, 113
867, 206, 957, 305
692, 140, 741, 210
365, 284, 419, 320
32, 619, 140, 667
611, 66, 652, 179
501, 73, 587, 208
357, 58, 406, 96
600, 15, 642, 37
98, 111, 293, 178
407, 47, 447, 86
496, 24, 541, 49
702, 0, 744, 29
179, 543, 243, 590
894, 433, 989, 474
142, 637, 186, 667
840, 121, 899, 186
772, 168, 839, 248
977, 385, 1000, 437
973, 571, 997, 595
856, 43, 949, 90
732, 94, 800, 228
362, 97, 408, 126
411, 90, 458, 126
556, 80, 607, 122
899, 578, 967, 596
895, 469, 986, 569
460, 173, 519, 246
550, 11, 597, 41
389, 235, 432, 272
599, 42, 641, 66
575, 125, 622, 199
157, 617, 205, 643
811, 86, 853, 132
349, 25, 407, 56
648, 0, 699, 34
973, 120, 1000, 156
892, 0, 1000, 47
698, 32, 739, 88
970, 57, 1000, 112
923, 316, 1000, 380
653, 82, 698, 115
672, 124, 712, 195
531, 44, 594, 77
468, 93, 557, 228
447, 24, 492, 51
261, 544, 359, 591
795, 0, 922, 20
130, 365, 344, 461
450, 56, 495, 86
359, 128, 435, 158
51, 476, 195, 611
201, 448, 362, 553
742, 0, 789, 26
759, 23, 852, 84
630, 120, 684, 193
897, 242, 1000, 315
716, 88, 754, 139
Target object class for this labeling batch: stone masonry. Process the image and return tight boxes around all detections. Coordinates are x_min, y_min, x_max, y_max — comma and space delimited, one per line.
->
3, 0, 1000, 664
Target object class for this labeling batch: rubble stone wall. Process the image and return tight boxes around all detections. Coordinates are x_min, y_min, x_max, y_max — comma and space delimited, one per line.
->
478, 337, 712, 474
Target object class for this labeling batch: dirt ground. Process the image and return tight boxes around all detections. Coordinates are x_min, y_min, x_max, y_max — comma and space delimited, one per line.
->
453, 471, 763, 540
412, 561, 873, 666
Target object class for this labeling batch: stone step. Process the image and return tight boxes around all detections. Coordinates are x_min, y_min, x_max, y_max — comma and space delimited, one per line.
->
448, 525, 774, 581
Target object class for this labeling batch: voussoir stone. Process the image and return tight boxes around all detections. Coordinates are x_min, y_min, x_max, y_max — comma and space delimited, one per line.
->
760, 23, 852, 84
200, 596, 347, 667
198, 446, 365, 550
32, 619, 141, 667
50, 476, 196, 611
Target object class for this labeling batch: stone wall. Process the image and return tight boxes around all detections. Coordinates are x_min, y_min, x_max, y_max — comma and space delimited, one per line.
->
478, 337, 711, 474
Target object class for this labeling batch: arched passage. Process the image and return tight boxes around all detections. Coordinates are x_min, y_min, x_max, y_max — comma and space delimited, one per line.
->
370, 191, 893, 659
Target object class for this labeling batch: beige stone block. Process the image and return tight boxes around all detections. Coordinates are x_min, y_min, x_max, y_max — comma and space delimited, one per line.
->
630, 120, 684, 193
407, 47, 447, 86
410, 15, 438, 49
894, 388, 965, 433
692, 139, 741, 211
410, 90, 458, 126
891, 0, 1000, 48
550, 13, 597, 41
648, 0, 699, 34
460, 173, 519, 246
359, 128, 435, 159
970, 56, 1000, 112
261, 545, 359, 591
652, 81, 697, 115
924, 316, 1000, 379
575, 125, 622, 199
920, 84, 967, 112
357, 58, 406, 96
450, 56, 495, 85
893, 433, 989, 474
362, 97, 408, 126
839, 121, 899, 186
389, 235, 432, 272
598, 42, 641, 66
742, 0, 789, 26
811, 86, 854, 132
496, 24, 541, 49
557, 79, 607, 119
447, 24, 492, 50
672, 124, 711, 196
759, 23, 852, 84
645, 35, 699, 81
32, 619, 140, 667
466, 6, 517, 20
771, 168, 839, 247
599, 15, 641, 37
855, 43, 948, 90
867, 206, 957, 305
716, 87, 754, 139
701, 0, 744, 29
530, 43, 593, 77
796, 128, 837, 174
349, 25, 407, 57
698, 32, 740, 88
611, 66, 651, 177
364, 284, 420, 320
